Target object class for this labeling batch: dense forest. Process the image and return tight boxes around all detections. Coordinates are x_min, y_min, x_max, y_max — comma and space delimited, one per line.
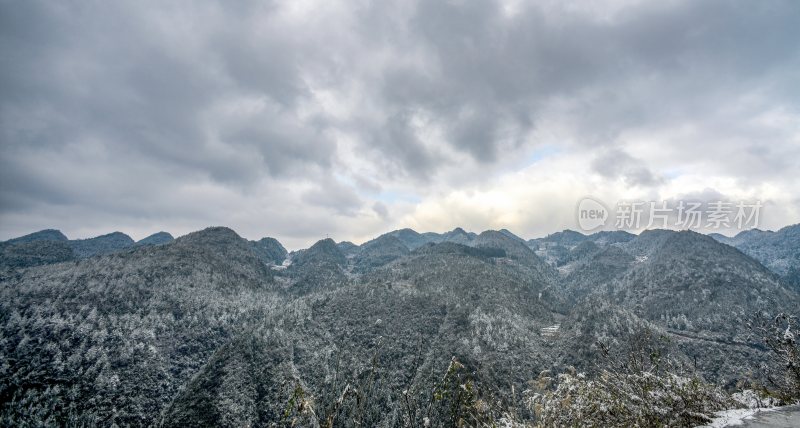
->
1, 225, 798, 426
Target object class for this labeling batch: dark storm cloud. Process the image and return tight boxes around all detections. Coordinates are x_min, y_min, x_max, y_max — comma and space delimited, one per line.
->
1, 0, 799, 244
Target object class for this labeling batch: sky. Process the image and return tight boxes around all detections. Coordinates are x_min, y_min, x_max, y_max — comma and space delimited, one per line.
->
1, 0, 799, 249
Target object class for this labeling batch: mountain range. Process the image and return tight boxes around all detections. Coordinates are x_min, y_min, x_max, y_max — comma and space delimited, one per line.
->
0, 224, 798, 425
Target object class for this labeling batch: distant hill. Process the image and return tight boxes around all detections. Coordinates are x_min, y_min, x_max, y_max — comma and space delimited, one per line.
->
498, 228, 526, 243
439, 227, 476, 245
527, 229, 635, 269
380, 227, 478, 250
3, 229, 68, 244
474, 230, 558, 287
335, 240, 359, 255
292, 238, 346, 267
1, 229, 138, 269
0, 239, 76, 269
286, 238, 348, 295
382, 228, 432, 249
710, 225, 800, 282
249, 236, 287, 265
528, 229, 589, 248
352, 234, 409, 272
137, 231, 174, 246
68, 232, 135, 258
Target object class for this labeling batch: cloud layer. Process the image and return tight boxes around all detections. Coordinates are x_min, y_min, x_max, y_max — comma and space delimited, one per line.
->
1, 0, 799, 248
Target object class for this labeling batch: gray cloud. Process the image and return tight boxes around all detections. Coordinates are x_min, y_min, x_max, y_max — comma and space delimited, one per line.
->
372, 202, 389, 220
1, 0, 799, 247
591, 148, 663, 187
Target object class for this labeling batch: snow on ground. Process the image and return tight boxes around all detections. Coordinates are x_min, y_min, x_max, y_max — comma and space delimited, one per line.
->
698, 408, 766, 427
731, 390, 780, 409
706, 405, 800, 428
698, 390, 787, 427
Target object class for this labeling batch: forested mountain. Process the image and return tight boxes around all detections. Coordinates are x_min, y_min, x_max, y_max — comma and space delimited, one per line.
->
0, 227, 281, 425
526, 229, 636, 269
576, 230, 798, 387
351, 234, 409, 273
710, 224, 800, 287
250, 237, 288, 265
562, 245, 634, 302
380, 227, 479, 250
3, 229, 68, 244
0, 229, 283, 270
0, 225, 798, 426
137, 232, 174, 246
0, 229, 74, 269
0, 239, 76, 270
0, 230, 173, 269
335, 241, 359, 256
285, 238, 349, 296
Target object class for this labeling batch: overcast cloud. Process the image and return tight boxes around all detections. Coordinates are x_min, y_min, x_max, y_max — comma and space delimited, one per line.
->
1, 0, 799, 249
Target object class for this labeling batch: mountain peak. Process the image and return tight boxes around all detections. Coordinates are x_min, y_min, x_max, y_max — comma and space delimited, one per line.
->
441, 227, 475, 245
294, 238, 346, 267
477, 230, 547, 262
644, 229, 768, 272
177, 227, 243, 247
137, 231, 174, 246
5, 229, 68, 244
384, 228, 430, 249
312, 237, 337, 247
68, 232, 135, 258
352, 234, 409, 272
541, 229, 588, 246
360, 234, 408, 251
499, 228, 525, 243
250, 237, 287, 265
336, 241, 359, 256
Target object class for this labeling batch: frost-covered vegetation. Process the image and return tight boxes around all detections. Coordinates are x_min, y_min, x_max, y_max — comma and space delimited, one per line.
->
525, 330, 736, 427
0, 225, 798, 426
749, 313, 800, 403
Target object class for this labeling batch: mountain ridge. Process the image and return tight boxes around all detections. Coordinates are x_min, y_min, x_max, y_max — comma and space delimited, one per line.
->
1, 223, 798, 424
